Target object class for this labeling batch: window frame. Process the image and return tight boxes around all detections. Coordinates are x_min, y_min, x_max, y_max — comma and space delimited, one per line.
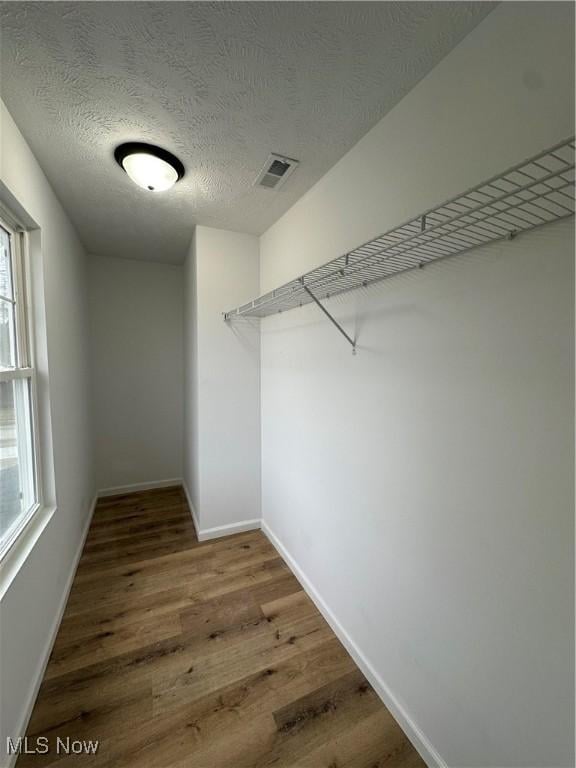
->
0, 210, 43, 561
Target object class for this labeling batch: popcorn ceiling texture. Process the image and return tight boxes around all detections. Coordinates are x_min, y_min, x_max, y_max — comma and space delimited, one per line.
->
0, 2, 494, 263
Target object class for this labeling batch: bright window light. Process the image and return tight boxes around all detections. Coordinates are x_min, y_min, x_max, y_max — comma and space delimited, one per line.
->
0, 220, 39, 559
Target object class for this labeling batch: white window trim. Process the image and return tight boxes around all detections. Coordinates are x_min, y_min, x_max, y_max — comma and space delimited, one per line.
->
0, 214, 44, 564
0, 504, 56, 600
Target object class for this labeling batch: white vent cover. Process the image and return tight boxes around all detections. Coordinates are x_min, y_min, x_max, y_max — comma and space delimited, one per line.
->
254, 153, 299, 190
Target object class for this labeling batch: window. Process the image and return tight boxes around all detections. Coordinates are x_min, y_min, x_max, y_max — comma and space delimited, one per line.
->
0, 216, 40, 557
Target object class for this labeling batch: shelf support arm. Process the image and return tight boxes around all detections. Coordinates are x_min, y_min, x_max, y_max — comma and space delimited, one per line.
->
303, 284, 356, 353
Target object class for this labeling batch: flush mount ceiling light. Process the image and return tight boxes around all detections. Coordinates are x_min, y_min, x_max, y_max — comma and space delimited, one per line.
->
114, 142, 185, 192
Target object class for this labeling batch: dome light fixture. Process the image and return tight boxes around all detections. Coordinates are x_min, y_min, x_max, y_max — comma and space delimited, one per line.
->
114, 142, 185, 192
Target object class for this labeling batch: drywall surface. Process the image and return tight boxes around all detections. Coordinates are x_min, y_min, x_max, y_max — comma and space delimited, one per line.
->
259, 4, 574, 767
183, 234, 200, 521
89, 255, 183, 492
0, 102, 94, 765
184, 226, 260, 533
262, 2, 574, 289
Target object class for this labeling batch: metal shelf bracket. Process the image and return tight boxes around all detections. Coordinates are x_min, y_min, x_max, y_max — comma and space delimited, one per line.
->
302, 281, 356, 354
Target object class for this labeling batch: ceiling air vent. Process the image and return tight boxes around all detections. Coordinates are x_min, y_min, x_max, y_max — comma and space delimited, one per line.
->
254, 153, 299, 191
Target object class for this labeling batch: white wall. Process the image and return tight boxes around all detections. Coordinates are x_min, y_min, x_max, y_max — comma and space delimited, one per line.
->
0, 102, 95, 766
89, 254, 183, 493
260, 4, 574, 768
184, 225, 260, 536
183, 234, 200, 520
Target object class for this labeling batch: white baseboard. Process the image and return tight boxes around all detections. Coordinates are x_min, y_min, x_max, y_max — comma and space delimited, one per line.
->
261, 520, 447, 768
97, 478, 182, 498
3, 494, 97, 768
181, 481, 201, 539
181, 481, 260, 542
197, 518, 261, 542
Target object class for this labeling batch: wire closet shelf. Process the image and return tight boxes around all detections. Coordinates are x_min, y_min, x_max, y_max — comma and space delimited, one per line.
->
224, 138, 575, 322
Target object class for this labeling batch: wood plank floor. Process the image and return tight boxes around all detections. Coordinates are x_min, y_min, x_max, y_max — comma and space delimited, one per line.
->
18, 487, 425, 768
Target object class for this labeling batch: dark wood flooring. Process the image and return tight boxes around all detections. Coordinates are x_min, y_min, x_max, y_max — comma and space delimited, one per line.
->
18, 487, 425, 768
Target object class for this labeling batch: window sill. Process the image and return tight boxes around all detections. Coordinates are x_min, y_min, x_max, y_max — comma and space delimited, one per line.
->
0, 503, 56, 600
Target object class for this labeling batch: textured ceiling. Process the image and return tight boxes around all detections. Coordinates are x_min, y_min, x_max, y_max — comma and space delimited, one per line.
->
0, 2, 495, 264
